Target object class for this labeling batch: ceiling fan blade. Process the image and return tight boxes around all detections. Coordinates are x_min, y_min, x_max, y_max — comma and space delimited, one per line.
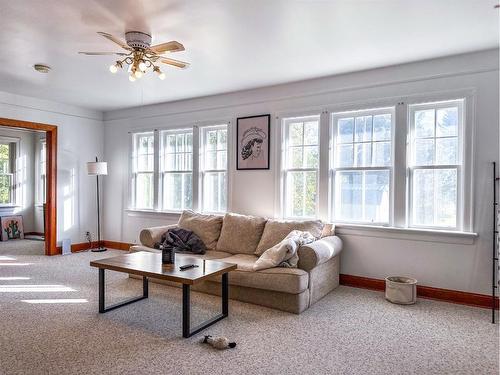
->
97, 32, 132, 51
149, 41, 185, 54
160, 57, 190, 69
79, 51, 129, 56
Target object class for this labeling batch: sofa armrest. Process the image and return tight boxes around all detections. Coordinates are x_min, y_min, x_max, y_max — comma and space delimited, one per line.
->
297, 236, 343, 272
139, 224, 178, 248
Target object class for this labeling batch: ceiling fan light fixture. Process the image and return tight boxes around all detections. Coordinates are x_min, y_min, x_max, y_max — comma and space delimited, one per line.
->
129, 74, 136, 82
134, 70, 143, 79
138, 60, 147, 71
109, 64, 118, 73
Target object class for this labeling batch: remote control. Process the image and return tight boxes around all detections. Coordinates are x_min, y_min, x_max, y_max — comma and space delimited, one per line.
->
179, 264, 199, 271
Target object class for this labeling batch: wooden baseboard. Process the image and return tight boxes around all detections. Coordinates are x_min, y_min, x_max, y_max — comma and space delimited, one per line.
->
25, 232, 44, 236
339, 274, 499, 310
103, 240, 133, 251
55, 240, 132, 253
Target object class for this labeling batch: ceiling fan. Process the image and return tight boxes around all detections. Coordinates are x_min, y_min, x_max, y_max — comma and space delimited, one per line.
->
79, 31, 190, 81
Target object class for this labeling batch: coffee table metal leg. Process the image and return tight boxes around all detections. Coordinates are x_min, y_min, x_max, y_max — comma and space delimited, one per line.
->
182, 284, 191, 338
98, 268, 148, 313
182, 272, 230, 338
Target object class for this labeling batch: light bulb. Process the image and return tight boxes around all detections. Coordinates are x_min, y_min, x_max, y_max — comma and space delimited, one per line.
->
134, 70, 143, 79
129, 74, 136, 82
109, 64, 118, 73
158, 72, 166, 80
138, 61, 147, 71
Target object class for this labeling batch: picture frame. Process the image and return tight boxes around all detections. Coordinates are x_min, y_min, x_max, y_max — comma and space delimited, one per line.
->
1, 215, 24, 241
236, 114, 271, 170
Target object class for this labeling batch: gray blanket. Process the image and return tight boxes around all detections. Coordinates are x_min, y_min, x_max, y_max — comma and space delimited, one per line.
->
155, 228, 206, 255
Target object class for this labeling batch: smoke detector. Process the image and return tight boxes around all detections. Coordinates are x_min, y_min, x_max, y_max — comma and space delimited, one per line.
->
34, 64, 51, 73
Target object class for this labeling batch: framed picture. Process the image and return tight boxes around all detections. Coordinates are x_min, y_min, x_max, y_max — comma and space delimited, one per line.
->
1, 215, 24, 241
236, 114, 271, 170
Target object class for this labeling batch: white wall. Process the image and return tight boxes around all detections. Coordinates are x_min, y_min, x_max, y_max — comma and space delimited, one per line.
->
0, 127, 36, 232
103, 49, 499, 295
0, 91, 104, 245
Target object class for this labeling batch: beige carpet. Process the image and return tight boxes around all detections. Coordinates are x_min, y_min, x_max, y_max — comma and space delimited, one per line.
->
0, 250, 497, 375
0, 239, 45, 255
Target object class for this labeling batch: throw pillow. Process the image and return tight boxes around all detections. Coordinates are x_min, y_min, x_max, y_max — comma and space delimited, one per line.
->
216, 213, 267, 255
177, 210, 223, 250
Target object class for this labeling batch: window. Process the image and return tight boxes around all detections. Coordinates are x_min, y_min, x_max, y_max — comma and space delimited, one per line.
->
159, 129, 193, 211
409, 99, 463, 229
282, 115, 320, 218
129, 123, 229, 213
130, 132, 154, 209
0, 142, 14, 205
38, 140, 46, 204
200, 125, 227, 213
331, 108, 393, 224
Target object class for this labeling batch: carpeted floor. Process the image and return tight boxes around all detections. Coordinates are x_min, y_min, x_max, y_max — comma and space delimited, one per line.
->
0, 250, 498, 375
0, 239, 45, 255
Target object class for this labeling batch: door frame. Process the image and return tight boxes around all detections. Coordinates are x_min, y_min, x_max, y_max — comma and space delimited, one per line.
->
0, 118, 57, 255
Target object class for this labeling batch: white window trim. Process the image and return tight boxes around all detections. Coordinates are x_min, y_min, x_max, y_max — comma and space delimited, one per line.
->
330, 106, 395, 226
128, 119, 231, 215
129, 130, 155, 210
158, 127, 194, 212
199, 123, 229, 214
280, 114, 321, 220
0, 136, 19, 208
405, 95, 472, 232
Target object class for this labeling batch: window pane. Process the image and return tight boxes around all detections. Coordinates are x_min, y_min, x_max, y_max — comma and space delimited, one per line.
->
415, 109, 435, 138
336, 171, 362, 221
207, 130, 217, 150
372, 142, 391, 166
337, 118, 354, 143
355, 116, 372, 142
373, 114, 391, 141
289, 123, 303, 146
136, 173, 153, 209
336, 144, 353, 168
364, 171, 390, 223
354, 143, 371, 167
412, 168, 457, 227
414, 139, 434, 165
288, 146, 303, 169
205, 151, 217, 170
186, 133, 193, 152
436, 107, 458, 137
303, 146, 319, 168
203, 172, 226, 212
303, 121, 318, 145
286, 171, 317, 218
436, 138, 458, 165
217, 129, 227, 150
217, 150, 227, 169
335, 170, 389, 223
0, 174, 12, 204
167, 134, 176, 153
163, 173, 192, 210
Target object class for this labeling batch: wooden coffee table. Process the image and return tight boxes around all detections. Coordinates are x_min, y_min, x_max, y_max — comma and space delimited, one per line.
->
90, 251, 237, 338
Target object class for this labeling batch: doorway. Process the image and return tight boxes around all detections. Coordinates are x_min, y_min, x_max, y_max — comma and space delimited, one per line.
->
0, 118, 57, 256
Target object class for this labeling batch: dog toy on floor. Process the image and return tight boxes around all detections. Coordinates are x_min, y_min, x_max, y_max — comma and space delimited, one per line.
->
202, 335, 236, 350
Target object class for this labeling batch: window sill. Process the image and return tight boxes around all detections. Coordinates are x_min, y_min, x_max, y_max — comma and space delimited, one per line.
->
334, 223, 477, 245
0, 205, 20, 210
125, 209, 183, 219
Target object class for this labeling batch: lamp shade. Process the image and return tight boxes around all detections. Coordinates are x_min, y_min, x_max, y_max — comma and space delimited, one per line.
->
87, 161, 108, 176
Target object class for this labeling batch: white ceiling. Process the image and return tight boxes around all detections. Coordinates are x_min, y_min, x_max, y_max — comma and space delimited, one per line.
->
0, 0, 498, 112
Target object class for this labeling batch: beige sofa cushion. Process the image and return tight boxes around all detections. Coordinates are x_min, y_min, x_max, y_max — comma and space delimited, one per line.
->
255, 219, 324, 255
216, 213, 267, 255
177, 210, 223, 250
130, 246, 232, 261
210, 254, 309, 294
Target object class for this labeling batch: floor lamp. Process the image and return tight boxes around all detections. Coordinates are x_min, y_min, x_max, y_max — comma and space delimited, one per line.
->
87, 157, 108, 252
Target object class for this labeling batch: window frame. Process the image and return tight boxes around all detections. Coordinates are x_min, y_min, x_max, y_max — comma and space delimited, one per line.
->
407, 99, 465, 231
330, 107, 396, 226
0, 137, 18, 207
199, 124, 229, 214
158, 127, 194, 212
128, 121, 230, 215
129, 131, 155, 211
281, 114, 321, 220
